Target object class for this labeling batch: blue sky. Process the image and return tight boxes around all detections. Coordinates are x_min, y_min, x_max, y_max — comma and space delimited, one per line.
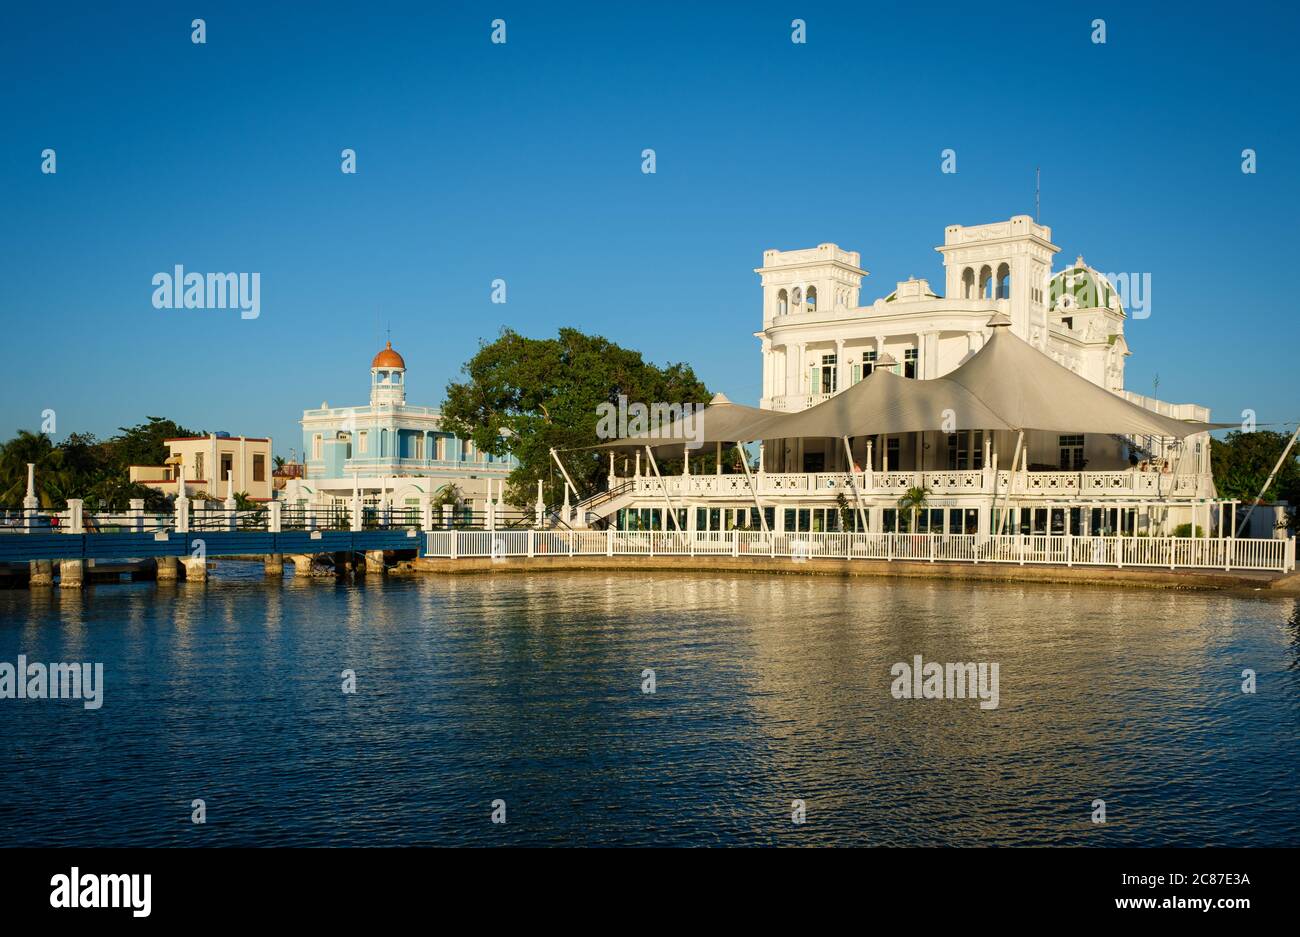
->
2, 1, 1296, 457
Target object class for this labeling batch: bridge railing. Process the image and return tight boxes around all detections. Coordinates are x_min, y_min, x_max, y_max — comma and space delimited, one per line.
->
189, 507, 270, 531
280, 505, 352, 530
0, 508, 65, 533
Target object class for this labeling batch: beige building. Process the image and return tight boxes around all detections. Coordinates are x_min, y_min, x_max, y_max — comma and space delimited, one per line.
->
130, 434, 274, 501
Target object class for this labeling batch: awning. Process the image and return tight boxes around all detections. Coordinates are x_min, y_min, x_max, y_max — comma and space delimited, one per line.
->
942, 323, 1220, 438
761, 367, 1014, 439
594, 392, 786, 450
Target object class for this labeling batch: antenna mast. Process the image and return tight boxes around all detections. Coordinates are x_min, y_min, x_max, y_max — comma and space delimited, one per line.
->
1035, 167, 1041, 222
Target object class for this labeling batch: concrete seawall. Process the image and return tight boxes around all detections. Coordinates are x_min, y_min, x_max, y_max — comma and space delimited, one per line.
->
412, 554, 1300, 595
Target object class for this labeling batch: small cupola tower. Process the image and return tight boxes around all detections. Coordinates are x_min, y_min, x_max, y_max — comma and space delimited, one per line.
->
370, 340, 407, 408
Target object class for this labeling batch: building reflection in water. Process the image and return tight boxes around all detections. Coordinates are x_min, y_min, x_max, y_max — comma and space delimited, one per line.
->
0, 568, 1295, 846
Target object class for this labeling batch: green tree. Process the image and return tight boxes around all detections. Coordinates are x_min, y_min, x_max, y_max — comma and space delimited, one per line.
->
109, 417, 204, 473
441, 328, 710, 506
0, 430, 72, 507
0, 417, 203, 509
1211, 430, 1300, 518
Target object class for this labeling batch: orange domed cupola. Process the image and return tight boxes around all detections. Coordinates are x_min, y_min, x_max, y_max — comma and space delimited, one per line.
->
371, 341, 405, 369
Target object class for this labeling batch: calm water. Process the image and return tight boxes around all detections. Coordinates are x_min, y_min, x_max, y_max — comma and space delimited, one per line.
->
1, 563, 1297, 846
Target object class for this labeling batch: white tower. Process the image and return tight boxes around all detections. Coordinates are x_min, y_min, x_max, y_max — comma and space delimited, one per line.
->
753, 243, 869, 327
369, 341, 407, 408
935, 215, 1060, 349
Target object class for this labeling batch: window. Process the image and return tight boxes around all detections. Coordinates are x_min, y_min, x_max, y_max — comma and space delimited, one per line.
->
253, 454, 265, 482
820, 354, 837, 394
776, 289, 788, 316
946, 434, 969, 470
1059, 434, 1085, 470
806, 286, 817, 312
195, 453, 204, 480
220, 453, 233, 481
903, 347, 918, 379
359, 431, 368, 454
886, 437, 900, 470
312, 434, 322, 460
862, 349, 876, 378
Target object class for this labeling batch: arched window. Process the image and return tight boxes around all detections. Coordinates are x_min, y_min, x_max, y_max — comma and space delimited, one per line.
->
380, 429, 389, 457
962, 267, 975, 299
792, 287, 803, 308
392, 371, 402, 384
806, 286, 817, 312
376, 370, 388, 383
776, 289, 788, 316
978, 266, 993, 299
996, 263, 1010, 300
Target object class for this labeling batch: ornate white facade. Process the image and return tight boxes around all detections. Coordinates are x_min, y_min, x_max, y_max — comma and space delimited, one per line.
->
587, 215, 1221, 539
755, 216, 1136, 412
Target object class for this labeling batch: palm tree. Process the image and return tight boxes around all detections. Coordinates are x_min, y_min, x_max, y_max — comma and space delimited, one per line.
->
233, 491, 260, 511
0, 431, 72, 507
272, 455, 286, 473
897, 485, 932, 533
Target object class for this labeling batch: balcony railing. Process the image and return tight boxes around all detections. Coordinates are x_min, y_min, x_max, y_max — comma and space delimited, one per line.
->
624, 469, 1213, 500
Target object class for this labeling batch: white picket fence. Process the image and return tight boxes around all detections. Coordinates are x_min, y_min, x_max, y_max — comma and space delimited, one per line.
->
425, 529, 1296, 572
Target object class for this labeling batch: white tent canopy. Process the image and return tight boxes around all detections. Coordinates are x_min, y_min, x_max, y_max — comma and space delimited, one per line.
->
591, 321, 1219, 453
760, 366, 1014, 439
941, 323, 1215, 438
594, 392, 786, 450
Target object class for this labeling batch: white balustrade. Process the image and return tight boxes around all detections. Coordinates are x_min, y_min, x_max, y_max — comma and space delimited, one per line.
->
425, 530, 1293, 572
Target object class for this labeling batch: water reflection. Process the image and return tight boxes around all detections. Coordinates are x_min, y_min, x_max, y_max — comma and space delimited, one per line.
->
0, 569, 1296, 846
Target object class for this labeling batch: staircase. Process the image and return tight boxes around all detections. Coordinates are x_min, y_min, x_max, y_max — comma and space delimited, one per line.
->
568, 479, 637, 529
1109, 433, 1157, 463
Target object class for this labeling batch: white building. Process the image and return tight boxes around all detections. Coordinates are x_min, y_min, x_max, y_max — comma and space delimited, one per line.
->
582, 216, 1222, 538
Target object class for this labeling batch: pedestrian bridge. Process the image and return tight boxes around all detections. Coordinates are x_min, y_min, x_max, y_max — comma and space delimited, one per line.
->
0, 529, 422, 565
0, 502, 423, 565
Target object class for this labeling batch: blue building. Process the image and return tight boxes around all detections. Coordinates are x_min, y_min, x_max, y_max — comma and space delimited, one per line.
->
284, 340, 515, 514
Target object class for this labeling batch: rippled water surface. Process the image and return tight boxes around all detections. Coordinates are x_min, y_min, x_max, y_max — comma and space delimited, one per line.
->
1, 563, 1298, 846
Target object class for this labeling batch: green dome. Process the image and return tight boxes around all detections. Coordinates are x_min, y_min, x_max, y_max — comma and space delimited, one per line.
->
1048, 258, 1122, 314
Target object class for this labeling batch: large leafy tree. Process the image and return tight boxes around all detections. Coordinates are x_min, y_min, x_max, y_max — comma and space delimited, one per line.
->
1211, 429, 1300, 529
110, 417, 203, 471
441, 328, 710, 506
